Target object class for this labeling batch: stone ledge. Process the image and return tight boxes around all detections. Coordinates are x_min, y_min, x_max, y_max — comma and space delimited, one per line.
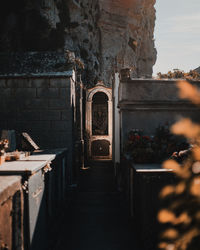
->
118, 100, 198, 111
0, 71, 73, 79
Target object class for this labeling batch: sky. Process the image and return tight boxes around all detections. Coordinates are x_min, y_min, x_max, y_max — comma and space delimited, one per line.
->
153, 0, 200, 76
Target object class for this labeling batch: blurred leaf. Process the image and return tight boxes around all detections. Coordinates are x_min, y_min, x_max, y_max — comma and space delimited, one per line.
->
160, 185, 175, 198
163, 160, 190, 178
158, 242, 175, 250
175, 228, 199, 250
158, 209, 176, 224
175, 212, 191, 225
192, 161, 200, 174
158, 80, 200, 249
177, 81, 200, 105
161, 229, 179, 240
195, 211, 200, 221
192, 147, 200, 161
190, 177, 200, 197
175, 182, 186, 195
171, 118, 200, 140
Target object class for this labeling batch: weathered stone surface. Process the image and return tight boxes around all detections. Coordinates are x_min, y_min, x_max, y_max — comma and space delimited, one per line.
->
17, 111, 40, 121
51, 121, 71, 131
195, 66, 200, 73
0, 79, 6, 88
7, 78, 32, 88
39, 111, 61, 121
61, 110, 72, 121
24, 99, 49, 110
98, 0, 157, 82
49, 99, 68, 109
31, 79, 50, 88
119, 79, 200, 143
49, 78, 69, 88
119, 79, 200, 103
0, 0, 156, 86
37, 88, 59, 99
0, 176, 21, 204
0, 176, 22, 250
10, 88, 36, 98
64, 0, 157, 85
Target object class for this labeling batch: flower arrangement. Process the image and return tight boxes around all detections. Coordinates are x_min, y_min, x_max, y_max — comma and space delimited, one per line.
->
124, 124, 189, 163
0, 139, 9, 165
0, 139, 9, 156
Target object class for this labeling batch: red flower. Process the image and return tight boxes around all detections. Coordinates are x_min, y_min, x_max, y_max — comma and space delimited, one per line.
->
129, 135, 135, 141
142, 136, 151, 141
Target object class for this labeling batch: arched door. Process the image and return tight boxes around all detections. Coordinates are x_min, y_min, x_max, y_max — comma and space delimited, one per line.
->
86, 83, 112, 160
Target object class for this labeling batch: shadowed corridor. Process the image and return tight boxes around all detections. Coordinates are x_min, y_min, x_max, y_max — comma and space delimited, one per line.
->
52, 162, 139, 250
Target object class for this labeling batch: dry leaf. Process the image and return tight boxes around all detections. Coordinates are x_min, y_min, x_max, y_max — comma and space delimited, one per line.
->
192, 147, 200, 161
158, 242, 168, 249
175, 212, 191, 225
160, 185, 175, 198
158, 209, 176, 224
163, 160, 190, 178
190, 177, 200, 197
175, 228, 199, 250
177, 80, 200, 105
171, 118, 200, 139
175, 182, 186, 195
192, 161, 200, 174
161, 229, 179, 239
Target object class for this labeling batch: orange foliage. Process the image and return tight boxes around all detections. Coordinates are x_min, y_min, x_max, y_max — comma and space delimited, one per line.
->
177, 80, 200, 105
158, 209, 176, 224
160, 185, 175, 198
190, 177, 200, 197
171, 118, 200, 140
157, 69, 200, 80
161, 229, 179, 240
158, 80, 200, 249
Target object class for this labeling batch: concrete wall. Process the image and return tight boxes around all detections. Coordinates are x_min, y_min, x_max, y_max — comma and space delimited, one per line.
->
0, 73, 76, 166
119, 79, 200, 146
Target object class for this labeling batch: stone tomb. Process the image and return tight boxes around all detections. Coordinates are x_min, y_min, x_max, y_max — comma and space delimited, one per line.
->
118, 78, 200, 146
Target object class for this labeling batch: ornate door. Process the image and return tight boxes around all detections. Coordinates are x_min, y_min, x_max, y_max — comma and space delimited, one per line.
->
86, 83, 112, 160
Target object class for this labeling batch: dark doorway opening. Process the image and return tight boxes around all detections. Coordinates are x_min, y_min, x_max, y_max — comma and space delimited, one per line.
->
92, 92, 108, 136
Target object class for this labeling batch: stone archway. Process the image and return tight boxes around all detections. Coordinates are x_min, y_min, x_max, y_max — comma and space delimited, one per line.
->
85, 82, 112, 160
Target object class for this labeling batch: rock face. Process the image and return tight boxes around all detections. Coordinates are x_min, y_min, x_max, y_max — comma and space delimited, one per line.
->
0, 0, 157, 85
98, 0, 157, 82
195, 67, 200, 73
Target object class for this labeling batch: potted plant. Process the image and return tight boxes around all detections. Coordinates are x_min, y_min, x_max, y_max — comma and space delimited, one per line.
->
0, 139, 9, 165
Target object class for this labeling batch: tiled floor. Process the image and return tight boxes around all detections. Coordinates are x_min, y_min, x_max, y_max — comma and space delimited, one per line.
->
52, 162, 139, 250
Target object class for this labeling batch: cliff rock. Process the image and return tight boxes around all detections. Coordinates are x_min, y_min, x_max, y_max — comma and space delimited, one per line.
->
0, 0, 157, 85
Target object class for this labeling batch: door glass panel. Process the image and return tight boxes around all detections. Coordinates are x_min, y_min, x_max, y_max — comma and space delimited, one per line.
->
92, 92, 108, 135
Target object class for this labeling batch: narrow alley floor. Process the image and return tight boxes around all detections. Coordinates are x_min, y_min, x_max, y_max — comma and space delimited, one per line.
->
52, 161, 140, 250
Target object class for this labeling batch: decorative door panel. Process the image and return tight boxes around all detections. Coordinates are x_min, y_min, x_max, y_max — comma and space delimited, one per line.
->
91, 140, 110, 156
86, 82, 112, 160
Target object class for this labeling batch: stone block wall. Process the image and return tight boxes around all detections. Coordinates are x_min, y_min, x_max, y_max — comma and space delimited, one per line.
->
0, 75, 76, 165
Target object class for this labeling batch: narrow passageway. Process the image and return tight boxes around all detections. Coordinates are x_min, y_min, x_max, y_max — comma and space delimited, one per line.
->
52, 162, 139, 250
